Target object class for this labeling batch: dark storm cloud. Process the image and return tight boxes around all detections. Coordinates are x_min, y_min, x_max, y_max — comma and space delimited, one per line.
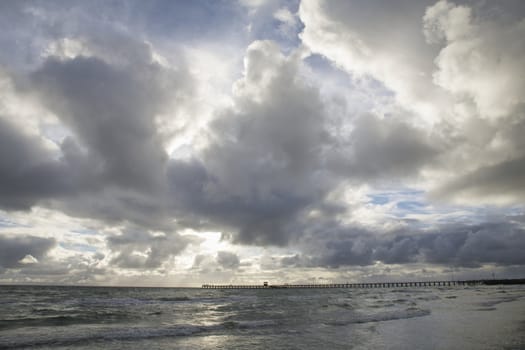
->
0, 235, 56, 269
292, 223, 378, 267
0, 1, 194, 224
4, 29, 193, 231
373, 235, 420, 264
31, 55, 173, 192
168, 159, 314, 246
2, 55, 189, 233
0, 117, 78, 210
286, 220, 525, 268
418, 222, 525, 267
53, 189, 176, 232
107, 229, 198, 269
0, 0, 195, 228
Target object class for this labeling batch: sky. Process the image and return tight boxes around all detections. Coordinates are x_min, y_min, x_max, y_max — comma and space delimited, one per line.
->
0, 0, 524, 286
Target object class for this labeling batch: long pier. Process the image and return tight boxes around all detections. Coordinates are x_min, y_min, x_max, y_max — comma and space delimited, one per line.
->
202, 278, 525, 289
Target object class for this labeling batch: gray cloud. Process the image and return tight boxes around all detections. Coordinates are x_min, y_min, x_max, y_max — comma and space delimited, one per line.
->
0, 20, 201, 278
0, 235, 56, 269
419, 222, 525, 267
328, 114, 440, 179
0, 253, 108, 284
216, 251, 240, 270
165, 39, 441, 249
168, 158, 314, 246
0, 0, 524, 284
167, 159, 276, 239
0, 117, 77, 210
430, 108, 525, 204
374, 236, 420, 264
168, 41, 332, 246
433, 155, 525, 204
31, 55, 172, 193
107, 229, 198, 269
286, 219, 525, 268
2, 29, 194, 231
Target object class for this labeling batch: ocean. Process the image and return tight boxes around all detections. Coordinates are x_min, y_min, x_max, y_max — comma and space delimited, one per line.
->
0, 284, 524, 349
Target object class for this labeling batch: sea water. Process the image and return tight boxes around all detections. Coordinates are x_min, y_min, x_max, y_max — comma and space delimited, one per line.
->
0, 285, 524, 349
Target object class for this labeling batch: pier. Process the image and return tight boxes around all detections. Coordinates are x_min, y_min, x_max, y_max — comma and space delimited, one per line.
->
202, 278, 525, 289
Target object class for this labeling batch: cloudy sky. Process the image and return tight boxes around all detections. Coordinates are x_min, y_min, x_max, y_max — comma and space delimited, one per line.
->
0, 0, 524, 286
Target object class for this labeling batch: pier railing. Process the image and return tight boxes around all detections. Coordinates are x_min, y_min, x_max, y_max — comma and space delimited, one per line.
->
201, 279, 525, 289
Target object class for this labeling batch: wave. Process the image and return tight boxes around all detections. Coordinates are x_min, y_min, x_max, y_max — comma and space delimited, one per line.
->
324, 308, 431, 326
0, 320, 277, 349
73, 297, 152, 307
477, 295, 523, 308
221, 319, 277, 329
0, 315, 94, 331
157, 296, 191, 302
